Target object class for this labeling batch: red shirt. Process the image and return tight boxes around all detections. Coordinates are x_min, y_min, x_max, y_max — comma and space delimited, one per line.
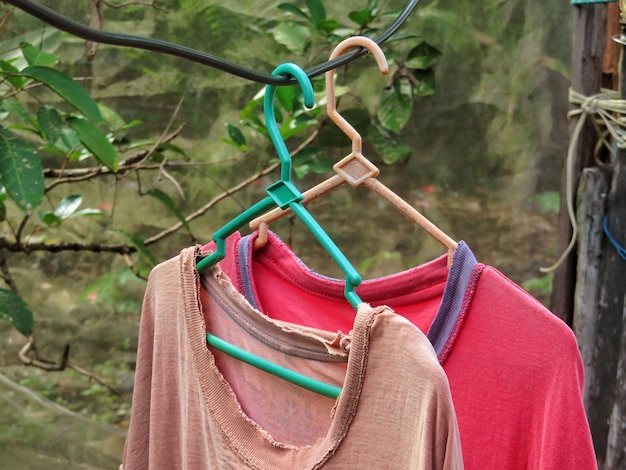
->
207, 232, 597, 469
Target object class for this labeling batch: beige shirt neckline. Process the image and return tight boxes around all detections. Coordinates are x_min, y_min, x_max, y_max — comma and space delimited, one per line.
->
182, 245, 381, 469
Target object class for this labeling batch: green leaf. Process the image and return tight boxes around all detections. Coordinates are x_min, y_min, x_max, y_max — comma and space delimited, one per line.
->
318, 19, 339, 32
118, 230, 157, 266
276, 85, 297, 114
280, 116, 317, 141
240, 95, 263, 121
97, 104, 127, 131
0, 28, 62, 71
305, 0, 326, 25
273, 21, 310, 55
349, 9, 374, 26
66, 116, 118, 172
291, 145, 332, 177
274, 105, 284, 125
306, 157, 335, 174
20, 43, 59, 68
146, 188, 192, 236
370, 124, 411, 164
57, 128, 82, 155
244, 115, 269, 137
38, 194, 102, 225
38, 211, 63, 226
277, 3, 310, 20
318, 108, 371, 148
377, 78, 413, 132
20, 66, 104, 124
0, 200, 6, 222
0, 288, 34, 336
2, 99, 33, 124
54, 194, 83, 219
153, 142, 188, 158
293, 164, 310, 179
70, 208, 103, 218
412, 69, 436, 96
225, 123, 247, 149
379, 9, 402, 18
0, 128, 44, 211
292, 146, 324, 164
37, 105, 64, 145
0, 60, 27, 89
405, 42, 442, 70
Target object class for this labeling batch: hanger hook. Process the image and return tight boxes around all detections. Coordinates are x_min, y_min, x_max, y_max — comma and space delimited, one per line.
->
326, 37, 389, 154
264, 63, 315, 182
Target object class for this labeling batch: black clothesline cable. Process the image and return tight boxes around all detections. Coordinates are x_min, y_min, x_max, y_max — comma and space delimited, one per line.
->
3, 0, 420, 85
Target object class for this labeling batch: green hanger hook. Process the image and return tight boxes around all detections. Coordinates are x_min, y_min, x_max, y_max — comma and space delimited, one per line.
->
198, 63, 362, 309
264, 63, 315, 182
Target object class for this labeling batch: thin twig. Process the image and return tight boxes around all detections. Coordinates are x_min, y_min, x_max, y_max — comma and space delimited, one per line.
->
144, 129, 319, 245
18, 337, 122, 396
0, 251, 20, 292
100, 0, 168, 13
122, 253, 149, 280
14, 213, 31, 244
159, 164, 186, 199
0, 5, 14, 31
136, 93, 186, 168
67, 363, 122, 395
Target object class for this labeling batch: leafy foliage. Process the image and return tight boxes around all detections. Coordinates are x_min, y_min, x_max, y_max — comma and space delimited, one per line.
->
0, 38, 181, 336
223, 0, 443, 178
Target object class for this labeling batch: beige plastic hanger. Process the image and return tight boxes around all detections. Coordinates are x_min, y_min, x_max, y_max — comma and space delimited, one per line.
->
250, 36, 458, 266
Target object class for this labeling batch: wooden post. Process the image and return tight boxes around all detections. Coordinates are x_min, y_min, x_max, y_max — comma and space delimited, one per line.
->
605, 297, 626, 469
593, 142, 626, 468
551, 4, 608, 324
588, 8, 626, 466
573, 166, 611, 415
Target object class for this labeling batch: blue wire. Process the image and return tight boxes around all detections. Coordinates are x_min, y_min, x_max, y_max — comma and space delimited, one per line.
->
603, 215, 626, 261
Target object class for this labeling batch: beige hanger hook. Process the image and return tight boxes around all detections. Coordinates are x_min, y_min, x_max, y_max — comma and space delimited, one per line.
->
252, 37, 389, 250
252, 37, 456, 266
326, 37, 389, 156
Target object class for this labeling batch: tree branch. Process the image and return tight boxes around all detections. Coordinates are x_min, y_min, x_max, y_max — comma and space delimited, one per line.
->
144, 129, 320, 245
19, 336, 122, 396
43, 123, 185, 179
0, 238, 136, 255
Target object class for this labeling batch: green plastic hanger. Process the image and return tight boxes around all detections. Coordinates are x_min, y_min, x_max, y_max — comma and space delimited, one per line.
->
197, 63, 363, 398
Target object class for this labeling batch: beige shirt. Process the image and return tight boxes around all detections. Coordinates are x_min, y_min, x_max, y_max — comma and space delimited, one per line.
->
121, 246, 464, 469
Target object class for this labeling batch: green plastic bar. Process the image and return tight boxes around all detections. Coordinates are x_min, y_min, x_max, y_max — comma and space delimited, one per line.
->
206, 332, 342, 399
198, 63, 363, 399
289, 202, 362, 308
197, 197, 275, 272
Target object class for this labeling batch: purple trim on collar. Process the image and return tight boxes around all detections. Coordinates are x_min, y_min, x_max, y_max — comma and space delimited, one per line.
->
425, 242, 477, 356
236, 233, 479, 357
237, 234, 261, 310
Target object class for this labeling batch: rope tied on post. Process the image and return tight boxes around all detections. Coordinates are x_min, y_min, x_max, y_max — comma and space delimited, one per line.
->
541, 88, 626, 272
